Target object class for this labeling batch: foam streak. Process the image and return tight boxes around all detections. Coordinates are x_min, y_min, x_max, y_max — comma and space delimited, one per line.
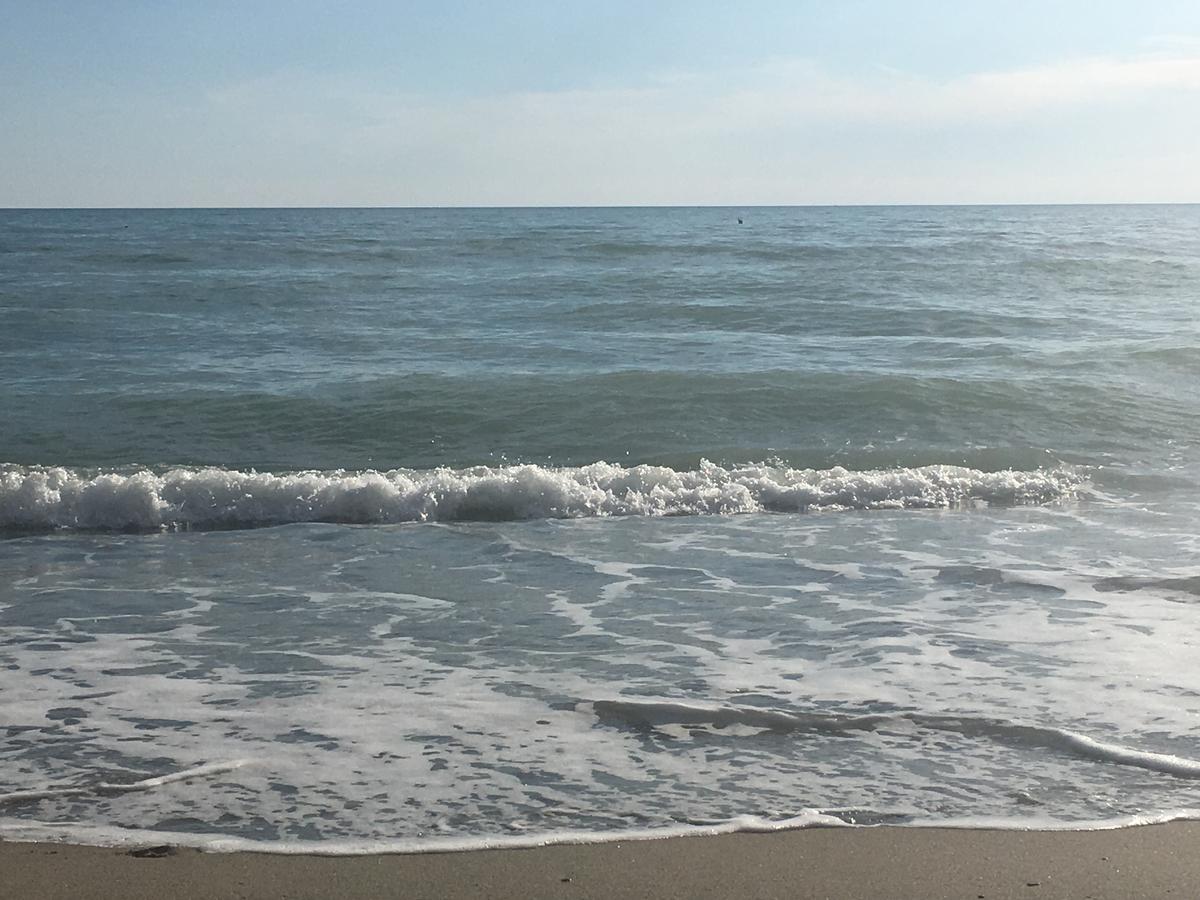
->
0, 760, 253, 808
589, 700, 1200, 779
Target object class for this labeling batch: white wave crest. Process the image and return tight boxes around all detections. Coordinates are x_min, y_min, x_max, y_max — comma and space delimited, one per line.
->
0, 461, 1084, 531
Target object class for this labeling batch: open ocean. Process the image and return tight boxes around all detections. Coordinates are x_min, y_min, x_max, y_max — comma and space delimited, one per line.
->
3, 204, 1200, 852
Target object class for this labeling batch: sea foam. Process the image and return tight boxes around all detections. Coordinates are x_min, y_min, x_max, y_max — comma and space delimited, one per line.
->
0, 461, 1084, 531
6, 810, 1200, 856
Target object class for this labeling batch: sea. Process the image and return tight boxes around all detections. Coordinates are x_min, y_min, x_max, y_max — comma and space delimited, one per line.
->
2, 204, 1200, 853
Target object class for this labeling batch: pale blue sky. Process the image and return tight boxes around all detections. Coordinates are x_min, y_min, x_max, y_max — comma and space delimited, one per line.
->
3, 2, 1200, 206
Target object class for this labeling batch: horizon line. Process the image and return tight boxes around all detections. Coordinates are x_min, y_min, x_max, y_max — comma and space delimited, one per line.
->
3, 201, 1199, 212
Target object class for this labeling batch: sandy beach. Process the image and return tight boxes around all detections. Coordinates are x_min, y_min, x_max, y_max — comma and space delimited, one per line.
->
2, 823, 1196, 900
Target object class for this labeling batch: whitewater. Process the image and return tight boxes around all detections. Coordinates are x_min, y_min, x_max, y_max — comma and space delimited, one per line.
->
1, 462, 1083, 530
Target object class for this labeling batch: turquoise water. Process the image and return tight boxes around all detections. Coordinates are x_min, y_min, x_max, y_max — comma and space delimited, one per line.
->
3, 206, 1200, 850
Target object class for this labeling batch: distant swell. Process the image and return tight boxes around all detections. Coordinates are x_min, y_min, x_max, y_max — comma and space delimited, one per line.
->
0, 461, 1084, 532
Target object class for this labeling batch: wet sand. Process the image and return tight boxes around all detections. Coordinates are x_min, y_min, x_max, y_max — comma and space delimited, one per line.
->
2, 823, 1197, 899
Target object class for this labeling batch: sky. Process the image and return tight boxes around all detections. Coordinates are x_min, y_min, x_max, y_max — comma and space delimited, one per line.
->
3, 1, 1200, 207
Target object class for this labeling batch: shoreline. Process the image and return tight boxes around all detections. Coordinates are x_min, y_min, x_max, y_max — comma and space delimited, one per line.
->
4, 822, 1198, 899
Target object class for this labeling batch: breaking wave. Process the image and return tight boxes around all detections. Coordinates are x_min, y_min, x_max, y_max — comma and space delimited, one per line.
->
0, 461, 1085, 532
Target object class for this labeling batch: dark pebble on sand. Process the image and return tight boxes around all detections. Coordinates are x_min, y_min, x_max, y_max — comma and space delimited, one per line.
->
129, 845, 176, 859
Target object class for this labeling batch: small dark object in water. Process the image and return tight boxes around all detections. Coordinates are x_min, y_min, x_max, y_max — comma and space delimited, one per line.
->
737, 217, 743, 224
129, 845, 176, 859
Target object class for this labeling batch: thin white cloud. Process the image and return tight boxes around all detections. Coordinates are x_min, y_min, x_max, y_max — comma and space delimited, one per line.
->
14, 50, 1200, 205
951, 54, 1200, 114
209, 49, 1200, 139
713, 52, 1200, 127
